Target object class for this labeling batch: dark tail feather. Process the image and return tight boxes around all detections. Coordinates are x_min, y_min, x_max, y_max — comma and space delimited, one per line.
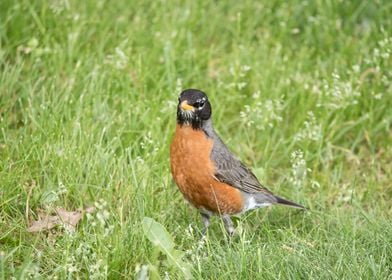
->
275, 196, 306, 210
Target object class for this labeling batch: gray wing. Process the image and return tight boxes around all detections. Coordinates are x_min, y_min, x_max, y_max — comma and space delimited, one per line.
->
210, 136, 273, 195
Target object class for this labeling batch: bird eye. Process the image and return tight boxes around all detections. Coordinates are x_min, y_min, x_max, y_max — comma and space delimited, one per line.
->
194, 100, 205, 109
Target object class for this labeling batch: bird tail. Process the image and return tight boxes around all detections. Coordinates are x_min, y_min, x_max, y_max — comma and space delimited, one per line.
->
275, 196, 306, 210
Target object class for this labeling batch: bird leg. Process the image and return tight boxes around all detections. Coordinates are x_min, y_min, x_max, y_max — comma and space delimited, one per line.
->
200, 213, 211, 235
222, 215, 235, 236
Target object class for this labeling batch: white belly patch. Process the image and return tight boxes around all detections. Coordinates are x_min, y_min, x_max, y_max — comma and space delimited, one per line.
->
243, 196, 271, 212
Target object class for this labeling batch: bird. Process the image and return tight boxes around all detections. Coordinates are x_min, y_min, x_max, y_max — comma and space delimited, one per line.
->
170, 89, 305, 235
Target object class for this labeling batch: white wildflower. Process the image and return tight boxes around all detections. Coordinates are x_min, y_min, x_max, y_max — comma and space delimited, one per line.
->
337, 183, 354, 203
241, 65, 251, 72
322, 70, 361, 109
237, 82, 247, 90
294, 111, 322, 142
289, 150, 310, 188
252, 91, 261, 99
104, 47, 128, 69
49, 0, 69, 14
240, 98, 284, 130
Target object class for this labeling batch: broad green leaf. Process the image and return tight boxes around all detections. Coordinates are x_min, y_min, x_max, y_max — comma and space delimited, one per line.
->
142, 217, 193, 279
142, 217, 175, 252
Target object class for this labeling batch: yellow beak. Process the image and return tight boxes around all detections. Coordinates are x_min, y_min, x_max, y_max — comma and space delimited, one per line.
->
180, 101, 194, 111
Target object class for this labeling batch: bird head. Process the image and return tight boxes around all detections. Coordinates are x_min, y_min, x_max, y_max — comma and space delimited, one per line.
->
176, 89, 212, 129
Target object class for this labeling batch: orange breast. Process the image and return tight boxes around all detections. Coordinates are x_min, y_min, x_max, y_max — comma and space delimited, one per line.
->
170, 125, 244, 215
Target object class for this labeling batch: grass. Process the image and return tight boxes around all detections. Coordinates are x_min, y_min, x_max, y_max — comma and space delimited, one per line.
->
0, 0, 391, 278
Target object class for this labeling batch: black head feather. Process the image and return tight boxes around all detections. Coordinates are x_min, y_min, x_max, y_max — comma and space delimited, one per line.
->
176, 89, 212, 129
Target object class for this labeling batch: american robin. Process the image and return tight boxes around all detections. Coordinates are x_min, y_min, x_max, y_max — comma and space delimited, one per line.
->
170, 89, 305, 235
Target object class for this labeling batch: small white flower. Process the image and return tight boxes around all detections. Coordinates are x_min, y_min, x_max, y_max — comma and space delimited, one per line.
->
352, 64, 360, 73
291, 28, 300, 34
104, 47, 128, 69
289, 150, 308, 188
240, 98, 284, 131
252, 91, 260, 99
294, 111, 322, 142
241, 65, 251, 72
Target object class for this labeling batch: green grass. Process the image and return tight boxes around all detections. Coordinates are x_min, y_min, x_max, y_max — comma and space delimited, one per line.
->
1, 0, 391, 279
